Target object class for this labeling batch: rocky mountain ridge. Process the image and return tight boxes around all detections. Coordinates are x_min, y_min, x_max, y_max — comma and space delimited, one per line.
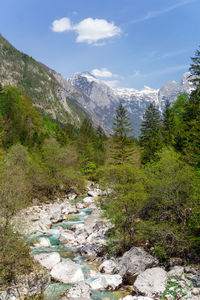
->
66, 71, 194, 136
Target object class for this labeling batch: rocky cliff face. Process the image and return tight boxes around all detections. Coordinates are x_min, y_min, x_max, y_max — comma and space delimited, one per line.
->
0, 34, 85, 126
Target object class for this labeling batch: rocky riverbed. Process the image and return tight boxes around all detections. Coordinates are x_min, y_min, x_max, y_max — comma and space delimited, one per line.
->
1, 183, 200, 300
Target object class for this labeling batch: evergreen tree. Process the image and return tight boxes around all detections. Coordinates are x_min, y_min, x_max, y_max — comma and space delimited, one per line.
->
181, 93, 200, 166
189, 46, 200, 87
111, 102, 133, 164
77, 118, 96, 175
162, 99, 176, 146
140, 103, 163, 163
174, 47, 200, 166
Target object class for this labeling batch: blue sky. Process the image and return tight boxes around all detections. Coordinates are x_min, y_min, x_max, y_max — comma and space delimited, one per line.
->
0, 0, 200, 89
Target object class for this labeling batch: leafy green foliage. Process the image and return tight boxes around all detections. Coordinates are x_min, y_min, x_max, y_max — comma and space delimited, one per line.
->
100, 164, 147, 253
0, 225, 33, 288
0, 145, 33, 287
137, 148, 199, 260
0, 86, 43, 148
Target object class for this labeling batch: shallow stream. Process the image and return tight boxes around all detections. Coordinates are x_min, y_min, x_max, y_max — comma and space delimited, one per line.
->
28, 201, 127, 300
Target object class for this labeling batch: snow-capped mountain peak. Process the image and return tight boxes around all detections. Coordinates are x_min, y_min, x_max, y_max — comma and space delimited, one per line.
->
60, 71, 194, 136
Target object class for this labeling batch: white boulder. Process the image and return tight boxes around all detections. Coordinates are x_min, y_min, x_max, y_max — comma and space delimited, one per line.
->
50, 259, 84, 284
99, 259, 117, 274
168, 266, 184, 277
116, 247, 158, 283
59, 230, 75, 244
65, 282, 91, 299
33, 252, 60, 270
47, 203, 62, 223
89, 274, 122, 290
133, 267, 168, 297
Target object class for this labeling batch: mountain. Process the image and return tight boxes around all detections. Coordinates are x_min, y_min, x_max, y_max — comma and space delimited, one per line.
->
68, 71, 194, 136
0, 34, 194, 136
0, 34, 86, 126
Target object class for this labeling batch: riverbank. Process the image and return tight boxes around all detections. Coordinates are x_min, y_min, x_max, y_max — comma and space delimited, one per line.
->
1, 183, 200, 300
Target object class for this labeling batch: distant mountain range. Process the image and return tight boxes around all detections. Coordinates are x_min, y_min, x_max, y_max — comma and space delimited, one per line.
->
67, 71, 193, 136
0, 34, 194, 136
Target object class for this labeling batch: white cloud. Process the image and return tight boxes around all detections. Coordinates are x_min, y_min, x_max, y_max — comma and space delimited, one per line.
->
92, 68, 113, 78
52, 17, 72, 32
103, 80, 119, 88
51, 17, 121, 45
129, 0, 196, 24
74, 18, 121, 44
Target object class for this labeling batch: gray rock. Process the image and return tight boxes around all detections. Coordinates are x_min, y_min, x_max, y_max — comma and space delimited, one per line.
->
184, 266, 198, 275
38, 215, 52, 231
80, 244, 103, 258
86, 232, 106, 246
90, 274, 122, 290
59, 230, 75, 244
99, 259, 117, 274
61, 202, 78, 214
191, 274, 200, 287
116, 247, 158, 283
84, 209, 108, 236
133, 267, 168, 297
75, 233, 87, 246
33, 252, 60, 270
65, 282, 91, 299
168, 266, 184, 277
48, 203, 62, 223
50, 259, 84, 284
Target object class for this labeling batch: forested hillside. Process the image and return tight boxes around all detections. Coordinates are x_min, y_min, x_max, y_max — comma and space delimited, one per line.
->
0, 34, 86, 125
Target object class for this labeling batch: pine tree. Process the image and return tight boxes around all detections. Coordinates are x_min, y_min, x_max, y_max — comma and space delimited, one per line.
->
112, 102, 133, 164
163, 99, 176, 146
140, 103, 163, 163
181, 93, 200, 166
177, 47, 200, 166
189, 46, 200, 87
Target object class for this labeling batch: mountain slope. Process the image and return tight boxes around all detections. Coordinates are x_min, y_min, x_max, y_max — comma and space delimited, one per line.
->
69, 72, 194, 136
0, 34, 86, 126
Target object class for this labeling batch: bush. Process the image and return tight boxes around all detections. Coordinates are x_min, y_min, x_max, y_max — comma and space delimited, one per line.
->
0, 226, 33, 287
